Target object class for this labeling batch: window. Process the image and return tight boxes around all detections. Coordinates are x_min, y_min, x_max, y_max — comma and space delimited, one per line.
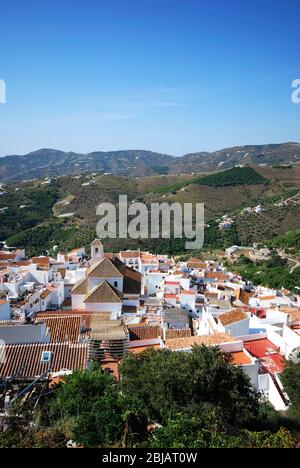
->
114, 281, 118, 288
41, 351, 52, 363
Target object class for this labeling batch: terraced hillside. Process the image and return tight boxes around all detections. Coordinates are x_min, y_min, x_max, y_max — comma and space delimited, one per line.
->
1, 165, 300, 256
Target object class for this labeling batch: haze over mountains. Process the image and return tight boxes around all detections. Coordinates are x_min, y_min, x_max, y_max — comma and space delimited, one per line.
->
0, 142, 300, 182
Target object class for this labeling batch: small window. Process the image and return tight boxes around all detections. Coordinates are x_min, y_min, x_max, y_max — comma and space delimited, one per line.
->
41, 351, 52, 363
114, 281, 118, 288
95, 248, 99, 254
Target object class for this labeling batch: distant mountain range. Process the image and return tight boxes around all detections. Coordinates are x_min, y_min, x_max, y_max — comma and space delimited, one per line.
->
1, 142, 300, 181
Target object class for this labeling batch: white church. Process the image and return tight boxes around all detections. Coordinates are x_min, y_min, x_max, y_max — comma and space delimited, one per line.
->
71, 240, 142, 319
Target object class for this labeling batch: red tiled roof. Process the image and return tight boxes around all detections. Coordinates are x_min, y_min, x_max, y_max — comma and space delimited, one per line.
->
0, 252, 17, 261
0, 342, 88, 379
244, 339, 284, 374
128, 325, 161, 341
84, 281, 123, 303
36, 316, 82, 343
120, 251, 140, 258
205, 271, 229, 281
187, 258, 207, 269
257, 295, 276, 301
32, 256, 50, 267
165, 333, 238, 350
71, 278, 89, 295
165, 329, 191, 340
279, 307, 300, 322
104, 253, 119, 260
218, 309, 248, 326
231, 351, 252, 366
141, 254, 159, 264
87, 257, 123, 278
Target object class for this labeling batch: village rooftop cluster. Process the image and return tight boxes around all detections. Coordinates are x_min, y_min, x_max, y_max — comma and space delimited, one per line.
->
0, 239, 300, 414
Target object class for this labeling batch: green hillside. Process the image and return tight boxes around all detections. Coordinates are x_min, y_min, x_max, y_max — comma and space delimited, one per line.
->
268, 229, 300, 251
2, 164, 300, 257
198, 167, 269, 187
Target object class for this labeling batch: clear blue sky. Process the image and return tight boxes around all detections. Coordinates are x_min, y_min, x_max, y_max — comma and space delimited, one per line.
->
0, 0, 299, 156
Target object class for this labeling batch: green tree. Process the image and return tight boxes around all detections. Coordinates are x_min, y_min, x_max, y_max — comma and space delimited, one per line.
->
144, 413, 296, 448
49, 368, 124, 447
281, 351, 300, 418
120, 346, 260, 427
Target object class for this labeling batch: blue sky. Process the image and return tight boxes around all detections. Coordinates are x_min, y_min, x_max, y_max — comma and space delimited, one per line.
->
0, 0, 299, 156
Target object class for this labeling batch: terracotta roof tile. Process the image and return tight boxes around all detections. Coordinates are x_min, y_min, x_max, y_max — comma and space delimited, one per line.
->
205, 271, 229, 281
231, 351, 252, 366
280, 308, 300, 322
218, 309, 248, 326
36, 315, 82, 343
187, 258, 207, 269
71, 277, 89, 295
258, 295, 276, 301
165, 329, 191, 340
0, 342, 88, 379
120, 251, 140, 258
87, 257, 123, 278
32, 256, 50, 267
165, 333, 238, 350
128, 325, 161, 341
84, 281, 122, 303
0, 252, 17, 261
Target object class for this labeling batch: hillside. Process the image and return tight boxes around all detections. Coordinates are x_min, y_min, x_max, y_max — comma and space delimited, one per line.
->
1, 142, 300, 182
267, 229, 300, 252
2, 163, 300, 256
196, 167, 268, 187
0, 149, 174, 181
169, 143, 300, 174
